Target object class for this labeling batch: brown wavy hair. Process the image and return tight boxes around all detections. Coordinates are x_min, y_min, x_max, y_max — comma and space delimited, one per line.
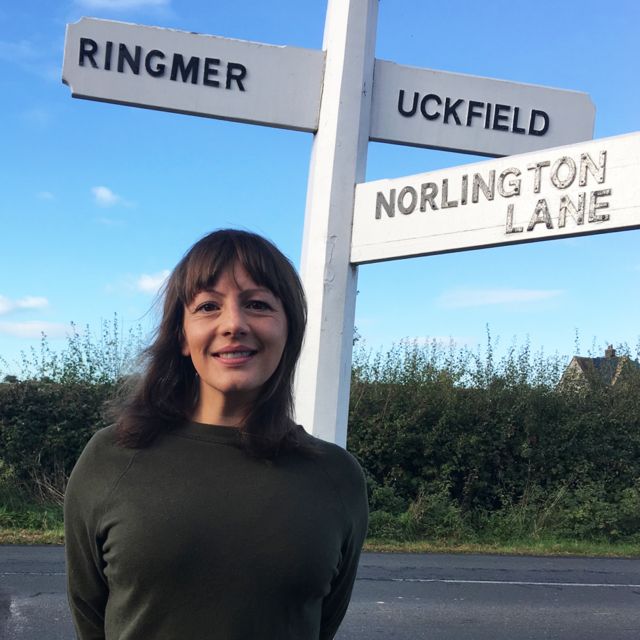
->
111, 229, 307, 457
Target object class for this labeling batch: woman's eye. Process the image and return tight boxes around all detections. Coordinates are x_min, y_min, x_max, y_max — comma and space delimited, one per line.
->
196, 302, 219, 313
246, 300, 271, 311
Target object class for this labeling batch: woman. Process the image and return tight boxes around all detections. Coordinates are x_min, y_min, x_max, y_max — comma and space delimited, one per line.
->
64, 229, 368, 640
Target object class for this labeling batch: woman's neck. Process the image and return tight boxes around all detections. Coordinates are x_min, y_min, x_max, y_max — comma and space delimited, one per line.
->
191, 400, 248, 427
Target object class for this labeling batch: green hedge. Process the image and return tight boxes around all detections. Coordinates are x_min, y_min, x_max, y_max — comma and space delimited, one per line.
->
1, 336, 639, 541
0, 381, 112, 503
348, 341, 640, 541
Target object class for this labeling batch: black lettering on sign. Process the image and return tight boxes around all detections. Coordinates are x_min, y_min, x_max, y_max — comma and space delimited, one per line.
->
75, 36, 254, 94
398, 90, 418, 117
203, 58, 221, 87
79, 38, 99, 68
466, 100, 484, 127
492, 104, 510, 132
512, 106, 526, 134
145, 50, 166, 77
170, 54, 200, 83
226, 63, 247, 90
118, 44, 142, 74
420, 94, 441, 120
443, 97, 463, 125
104, 41, 113, 71
529, 109, 549, 136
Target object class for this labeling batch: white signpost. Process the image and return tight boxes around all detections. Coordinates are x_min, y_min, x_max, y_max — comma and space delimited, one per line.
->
62, 0, 634, 447
370, 60, 595, 157
352, 132, 640, 264
62, 18, 325, 131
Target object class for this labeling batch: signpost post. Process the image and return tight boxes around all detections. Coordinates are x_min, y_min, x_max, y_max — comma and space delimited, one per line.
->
63, 0, 636, 447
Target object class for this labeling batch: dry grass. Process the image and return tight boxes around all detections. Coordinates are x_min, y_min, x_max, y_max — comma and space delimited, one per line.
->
364, 538, 640, 558
2, 528, 638, 558
0, 527, 64, 545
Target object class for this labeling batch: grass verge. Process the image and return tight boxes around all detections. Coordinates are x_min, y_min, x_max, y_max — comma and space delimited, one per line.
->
0, 489, 64, 544
2, 491, 638, 556
364, 538, 640, 557
1, 526, 639, 558
0, 527, 64, 545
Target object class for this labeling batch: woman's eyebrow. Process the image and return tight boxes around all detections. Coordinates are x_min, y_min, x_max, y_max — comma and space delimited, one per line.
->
192, 288, 222, 297
192, 286, 274, 298
241, 287, 273, 295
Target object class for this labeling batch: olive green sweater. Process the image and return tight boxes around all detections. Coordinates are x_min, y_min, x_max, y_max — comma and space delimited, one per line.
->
64, 423, 368, 640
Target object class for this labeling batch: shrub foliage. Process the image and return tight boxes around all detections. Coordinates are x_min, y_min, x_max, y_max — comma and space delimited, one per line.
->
0, 317, 140, 505
348, 338, 640, 542
1, 327, 639, 542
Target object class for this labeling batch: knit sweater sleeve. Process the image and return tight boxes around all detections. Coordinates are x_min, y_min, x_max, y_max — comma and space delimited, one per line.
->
63, 426, 136, 640
317, 445, 369, 640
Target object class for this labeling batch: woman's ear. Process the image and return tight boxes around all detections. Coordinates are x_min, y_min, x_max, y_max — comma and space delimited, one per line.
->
180, 325, 190, 357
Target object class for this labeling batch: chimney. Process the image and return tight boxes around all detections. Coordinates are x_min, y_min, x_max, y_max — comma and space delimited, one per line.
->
605, 345, 616, 358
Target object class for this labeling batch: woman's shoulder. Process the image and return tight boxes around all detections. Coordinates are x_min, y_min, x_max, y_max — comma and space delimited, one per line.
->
296, 427, 367, 504
78, 424, 133, 462
67, 425, 138, 497
298, 428, 360, 467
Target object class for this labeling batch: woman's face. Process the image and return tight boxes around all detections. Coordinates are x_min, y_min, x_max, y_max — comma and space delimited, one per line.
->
181, 263, 288, 423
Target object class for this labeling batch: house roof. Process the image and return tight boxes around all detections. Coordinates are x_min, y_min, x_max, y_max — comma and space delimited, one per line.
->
566, 347, 640, 386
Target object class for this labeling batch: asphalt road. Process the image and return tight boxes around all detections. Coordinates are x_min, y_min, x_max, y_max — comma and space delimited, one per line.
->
1, 546, 639, 639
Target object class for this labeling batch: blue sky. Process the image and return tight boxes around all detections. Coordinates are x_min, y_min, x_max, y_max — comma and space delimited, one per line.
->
1, 0, 639, 376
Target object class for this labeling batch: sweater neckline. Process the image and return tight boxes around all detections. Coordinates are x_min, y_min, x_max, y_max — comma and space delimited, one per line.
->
171, 421, 242, 445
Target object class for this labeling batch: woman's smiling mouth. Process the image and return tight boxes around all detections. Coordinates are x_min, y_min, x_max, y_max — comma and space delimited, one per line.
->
215, 350, 256, 360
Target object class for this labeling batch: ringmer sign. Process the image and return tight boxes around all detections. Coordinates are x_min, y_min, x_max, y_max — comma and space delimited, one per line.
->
62, 18, 325, 132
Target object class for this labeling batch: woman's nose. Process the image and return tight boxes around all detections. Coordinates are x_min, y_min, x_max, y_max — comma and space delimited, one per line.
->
220, 303, 248, 335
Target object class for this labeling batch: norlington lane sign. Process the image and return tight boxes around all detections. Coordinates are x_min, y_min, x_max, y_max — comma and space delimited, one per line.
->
351, 132, 640, 264
62, 18, 325, 132
369, 60, 595, 157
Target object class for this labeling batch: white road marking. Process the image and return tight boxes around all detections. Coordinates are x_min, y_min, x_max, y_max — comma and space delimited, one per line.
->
390, 578, 640, 588
1, 571, 65, 576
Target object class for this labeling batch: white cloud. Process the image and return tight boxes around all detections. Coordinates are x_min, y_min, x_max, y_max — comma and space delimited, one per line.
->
0, 41, 59, 82
92, 186, 122, 207
37, 191, 55, 200
137, 270, 170, 294
0, 39, 37, 63
0, 295, 49, 316
437, 288, 563, 309
75, 0, 170, 9
21, 108, 51, 127
0, 321, 69, 339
